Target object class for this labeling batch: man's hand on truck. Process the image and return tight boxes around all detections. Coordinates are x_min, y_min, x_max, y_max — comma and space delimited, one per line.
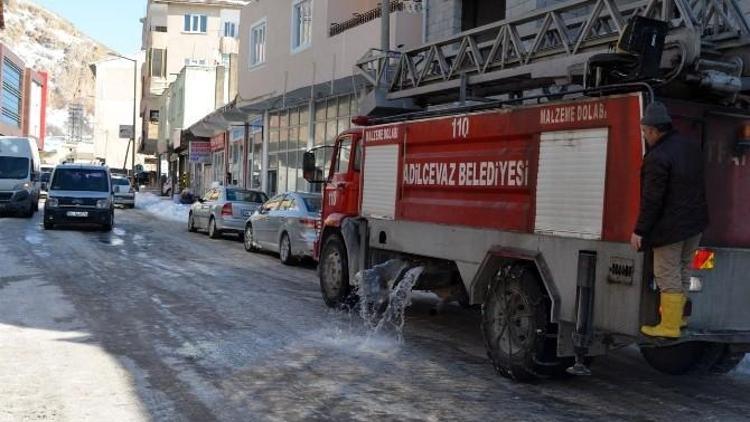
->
631, 233, 642, 251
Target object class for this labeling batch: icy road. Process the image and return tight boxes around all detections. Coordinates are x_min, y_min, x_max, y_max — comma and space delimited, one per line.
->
1, 205, 749, 421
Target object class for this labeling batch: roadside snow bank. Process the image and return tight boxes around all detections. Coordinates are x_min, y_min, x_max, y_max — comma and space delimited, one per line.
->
135, 192, 189, 223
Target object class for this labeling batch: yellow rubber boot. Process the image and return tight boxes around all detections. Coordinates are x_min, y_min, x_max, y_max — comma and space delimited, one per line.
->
641, 293, 686, 338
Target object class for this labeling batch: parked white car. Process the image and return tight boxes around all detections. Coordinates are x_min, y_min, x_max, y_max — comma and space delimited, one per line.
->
0, 137, 41, 217
112, 175, 135, 208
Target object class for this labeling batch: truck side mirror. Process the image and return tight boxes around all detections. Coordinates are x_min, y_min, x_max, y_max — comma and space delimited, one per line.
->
303, 146, 334, 183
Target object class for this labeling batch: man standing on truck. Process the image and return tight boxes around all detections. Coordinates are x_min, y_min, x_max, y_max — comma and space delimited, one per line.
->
631, 102, 709, 338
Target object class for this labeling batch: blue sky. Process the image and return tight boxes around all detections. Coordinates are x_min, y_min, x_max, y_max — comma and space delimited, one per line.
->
31, 0, 145, 54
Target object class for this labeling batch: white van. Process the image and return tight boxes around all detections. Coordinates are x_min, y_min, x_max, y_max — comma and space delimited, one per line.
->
0, 137, 41, 217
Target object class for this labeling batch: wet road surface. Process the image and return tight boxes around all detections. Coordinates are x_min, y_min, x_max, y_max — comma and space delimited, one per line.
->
1, 207, 749, 421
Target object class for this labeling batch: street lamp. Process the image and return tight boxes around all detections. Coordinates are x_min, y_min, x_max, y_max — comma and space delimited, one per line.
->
107, 52, 138, 184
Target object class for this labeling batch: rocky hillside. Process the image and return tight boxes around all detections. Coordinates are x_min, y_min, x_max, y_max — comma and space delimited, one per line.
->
0, 0, 113, 136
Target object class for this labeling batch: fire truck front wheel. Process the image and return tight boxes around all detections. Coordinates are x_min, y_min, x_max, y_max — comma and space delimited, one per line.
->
319, 233, 355, 309
481, 264, 557, 381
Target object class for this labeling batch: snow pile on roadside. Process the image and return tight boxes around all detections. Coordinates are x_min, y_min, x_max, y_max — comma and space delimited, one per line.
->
135, 192, 189, 224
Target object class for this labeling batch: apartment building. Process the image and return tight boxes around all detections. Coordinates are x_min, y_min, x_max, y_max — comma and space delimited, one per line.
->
185, 0, 424, 196
91, 54, 144, 171
139, 0, 248, 163
1, 42, 48, 149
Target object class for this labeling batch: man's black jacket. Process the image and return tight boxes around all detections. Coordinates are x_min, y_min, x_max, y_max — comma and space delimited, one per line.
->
634, 130, 709, 248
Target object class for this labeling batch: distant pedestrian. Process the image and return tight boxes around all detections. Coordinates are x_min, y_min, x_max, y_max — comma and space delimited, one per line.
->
631, 102, 709, 338
180, 188, 195, 204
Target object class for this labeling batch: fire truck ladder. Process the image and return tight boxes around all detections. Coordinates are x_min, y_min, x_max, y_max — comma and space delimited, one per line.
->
356, 0, 750, 107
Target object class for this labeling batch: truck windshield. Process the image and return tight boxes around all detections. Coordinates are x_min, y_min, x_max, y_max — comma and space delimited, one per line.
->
51, 169, 109, 192
0, 157, 29, 179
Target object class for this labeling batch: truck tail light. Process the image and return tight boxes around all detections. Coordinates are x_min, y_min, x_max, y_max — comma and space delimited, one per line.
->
692, 248, 715, 270
221, 203, 233, 217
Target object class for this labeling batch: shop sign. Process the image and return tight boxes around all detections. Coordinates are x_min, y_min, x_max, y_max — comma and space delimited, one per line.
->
189, 141, 211, 163
210, 133, 226, 152
171, 128, 182, 149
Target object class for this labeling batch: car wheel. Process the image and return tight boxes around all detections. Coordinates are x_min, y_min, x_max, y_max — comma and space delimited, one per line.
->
43, 220, 53, 230
22, 201, 34, 218
102, 213, 114, 232
188, 213, 197, 232
279, 232, 295, 265
208, 218, 221, 239
244, 224, 257, 252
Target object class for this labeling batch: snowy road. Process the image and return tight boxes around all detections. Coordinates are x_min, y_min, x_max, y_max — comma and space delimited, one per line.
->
1, 206, 749, 421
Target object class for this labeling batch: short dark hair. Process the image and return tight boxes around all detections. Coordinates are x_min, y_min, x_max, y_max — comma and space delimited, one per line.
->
654, 123, 673, 133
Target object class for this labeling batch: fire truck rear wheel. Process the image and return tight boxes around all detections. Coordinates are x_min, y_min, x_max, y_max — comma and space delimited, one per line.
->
707, 346, 746, 374
481, 264, 556, 381
319, 233, 355, 309
640, 342, 708, 375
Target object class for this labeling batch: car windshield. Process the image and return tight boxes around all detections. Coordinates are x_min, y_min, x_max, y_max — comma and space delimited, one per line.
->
302, 196, 322, 213
0, 157, 29, 179
112, 178, 130, 186
51, 169, 109, 192
41, 172, 51, 183
227, 190, 267, 203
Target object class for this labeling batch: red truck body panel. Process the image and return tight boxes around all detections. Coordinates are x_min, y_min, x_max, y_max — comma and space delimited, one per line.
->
360, 94, 644, 243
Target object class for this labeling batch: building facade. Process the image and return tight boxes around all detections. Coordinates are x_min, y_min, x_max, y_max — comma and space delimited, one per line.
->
159, 64, 232, 195
22, 69, 47, 150
91, 54, 144, 171
139, 0, 248, 164
187, 0, 424, 196
0, 42, 48, 149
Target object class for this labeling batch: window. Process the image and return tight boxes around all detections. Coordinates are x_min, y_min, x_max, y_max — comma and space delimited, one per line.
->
223, 21, 237, 38
226, 190, 267, 203
184, 14, 208, 33
302, 196, 321, 212
184, 58, 206, 66
335, 137, 352, 173
250, 20, 267, 67
50, 169, 109, 192
150, 48, 167, 78
1, 58, 22, 128
263, 194, 284, 212
149, 110, 160, 123
279, 197, 294, 211
291, 0, 312, 52
0, 157, 28, 179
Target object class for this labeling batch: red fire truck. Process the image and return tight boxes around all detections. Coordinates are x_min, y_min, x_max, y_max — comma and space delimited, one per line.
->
300, 1, 750, 380
302, 90, 749, 380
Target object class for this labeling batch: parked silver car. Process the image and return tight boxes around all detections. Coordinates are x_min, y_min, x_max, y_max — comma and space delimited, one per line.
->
112, 176, 135, 208
188, 187, 267, 239
244, 192, 322, 265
